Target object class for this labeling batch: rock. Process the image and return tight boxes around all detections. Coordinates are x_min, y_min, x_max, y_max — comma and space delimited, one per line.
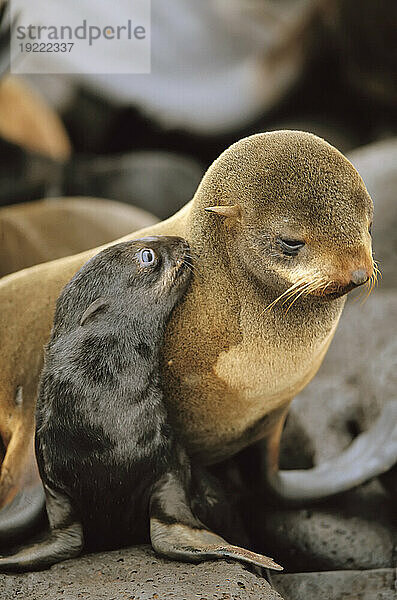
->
0, 545, 284, 600
261, 481, 396, 571
321, 0, 397, 108
279, 413, 315, 470
63, 151, 204, 220
0, 136, 64, 207
272, 568, 396, 600
348, 138, 397, 288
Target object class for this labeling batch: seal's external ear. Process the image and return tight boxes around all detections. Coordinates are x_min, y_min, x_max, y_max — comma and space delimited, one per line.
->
205, 205, 241, 218
80, 298, 109, 326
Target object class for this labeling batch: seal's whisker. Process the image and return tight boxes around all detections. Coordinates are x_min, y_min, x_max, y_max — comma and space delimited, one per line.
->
265, 273, 332, 314
183, 256, 203, 276
184, 261, 196, 272
280, 281, 310, 306
284, 276, 329, 311
372, 261, 381, 286
184, 264, 195, 275
360, 273, 376, 304
313, 280, 333, 296
185, 255, 200, 268
373, 260, 382, 279
355, 273, 376, 302
284, 282, 314, 313
353, 285, 368, 303
184, 264, 203, 279
301, 277, 327, 298
278, 280, 314, 306
264, 280, 307, 312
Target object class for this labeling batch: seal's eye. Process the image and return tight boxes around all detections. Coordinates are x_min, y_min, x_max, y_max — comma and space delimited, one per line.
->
139, 248, 156, 267
278, 238, 305, 256
369, 222, 372, 235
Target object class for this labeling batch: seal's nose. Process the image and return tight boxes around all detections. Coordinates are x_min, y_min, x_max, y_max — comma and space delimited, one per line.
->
351, 269, 369, 286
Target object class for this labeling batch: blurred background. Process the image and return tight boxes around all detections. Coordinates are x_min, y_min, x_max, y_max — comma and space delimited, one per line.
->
0, 0, 396, 229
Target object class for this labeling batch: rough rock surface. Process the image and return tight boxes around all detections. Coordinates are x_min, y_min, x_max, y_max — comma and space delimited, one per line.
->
272, 568, 397, 600
0, 546, 283, 600
261, 481, 396, 572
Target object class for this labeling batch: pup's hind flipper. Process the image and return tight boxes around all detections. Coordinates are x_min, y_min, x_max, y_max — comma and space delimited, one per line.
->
150, 472, 282, 571
0, 522, 83, 572
0, 484, 83, 572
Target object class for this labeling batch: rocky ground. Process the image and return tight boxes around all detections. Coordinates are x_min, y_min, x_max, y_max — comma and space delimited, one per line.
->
0, 546, 282, 600
1, 547, 395, 600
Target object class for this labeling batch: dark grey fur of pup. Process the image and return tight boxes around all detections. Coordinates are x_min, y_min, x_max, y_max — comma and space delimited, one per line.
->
0, 236, 281, 572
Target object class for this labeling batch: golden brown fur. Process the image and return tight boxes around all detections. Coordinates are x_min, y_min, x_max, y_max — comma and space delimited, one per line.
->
0, 76, 70, 161
0, 197, 158, 277
0, 131, 373, 510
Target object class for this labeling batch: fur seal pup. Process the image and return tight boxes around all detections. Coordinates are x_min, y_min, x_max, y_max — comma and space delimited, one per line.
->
0, 236, 281, 572
0, 131, 396, 540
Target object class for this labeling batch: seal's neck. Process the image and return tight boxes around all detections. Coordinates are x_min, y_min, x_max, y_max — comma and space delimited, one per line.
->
184, 199, 345, 345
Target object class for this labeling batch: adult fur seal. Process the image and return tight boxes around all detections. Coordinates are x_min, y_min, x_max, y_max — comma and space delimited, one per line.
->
0, 131, 396, 542
0, 236, 281, 572
0, 197, 157, 277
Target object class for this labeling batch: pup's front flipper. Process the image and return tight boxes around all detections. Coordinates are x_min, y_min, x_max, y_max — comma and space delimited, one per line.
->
0, 484, 83, 572
150, 471, 282, 571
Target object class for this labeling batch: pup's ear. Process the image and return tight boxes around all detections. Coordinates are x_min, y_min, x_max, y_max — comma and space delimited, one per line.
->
205, 205, 241, 218
80, 298, 109, 326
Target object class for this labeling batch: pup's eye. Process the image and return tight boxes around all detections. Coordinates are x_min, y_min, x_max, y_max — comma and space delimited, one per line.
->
139, 248, 156, 266
278, 238, 305, 256
369, 222, 372, 235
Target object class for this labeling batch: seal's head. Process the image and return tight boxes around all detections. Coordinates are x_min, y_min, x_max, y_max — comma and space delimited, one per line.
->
200, 131, 375, 307
54, 236, 193, 336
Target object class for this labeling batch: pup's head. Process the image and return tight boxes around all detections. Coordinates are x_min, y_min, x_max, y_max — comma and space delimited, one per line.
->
200, 131, 375, 308
55, 236, 193, 335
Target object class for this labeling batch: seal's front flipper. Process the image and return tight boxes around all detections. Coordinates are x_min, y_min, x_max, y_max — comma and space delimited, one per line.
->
266, 400, 397, 503
0, 427, 46, 548
150, 472, 282, 571
0, 484, 83, 572
0, 481, 46, 547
